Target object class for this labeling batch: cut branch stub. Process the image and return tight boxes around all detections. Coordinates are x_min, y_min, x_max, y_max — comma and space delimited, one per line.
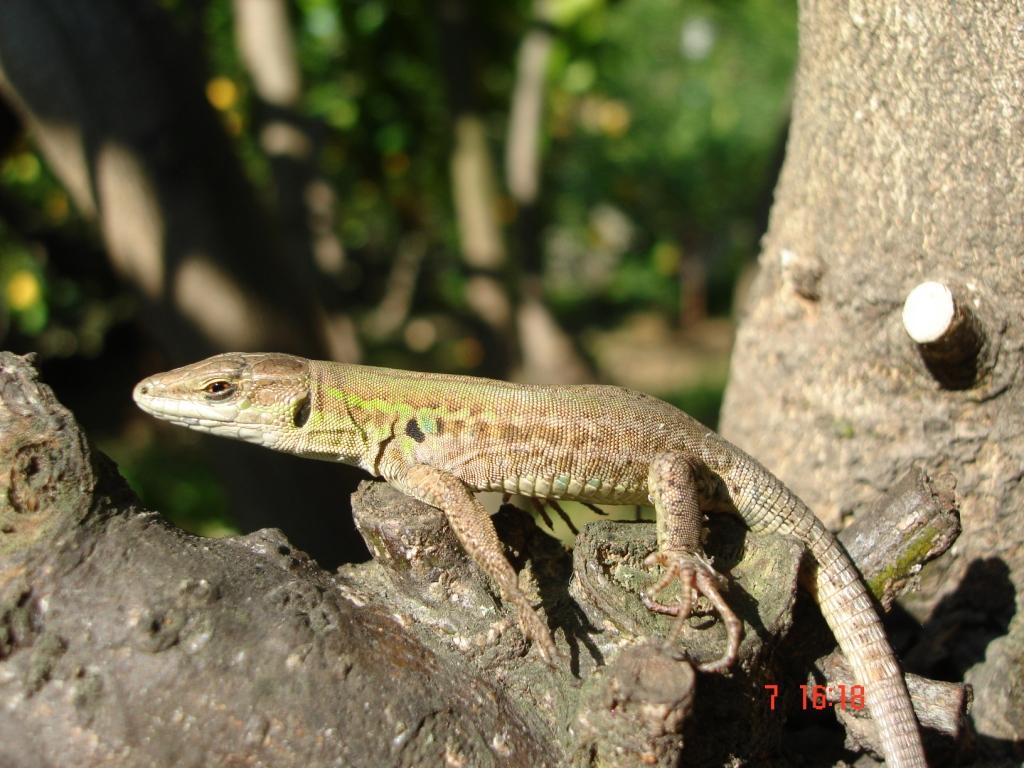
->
902, 281, 988, 389
837, 468, 961, 611
571, 644, 696, 768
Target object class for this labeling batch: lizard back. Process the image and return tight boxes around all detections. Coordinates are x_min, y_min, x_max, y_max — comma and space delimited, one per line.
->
308, 360, 709, 504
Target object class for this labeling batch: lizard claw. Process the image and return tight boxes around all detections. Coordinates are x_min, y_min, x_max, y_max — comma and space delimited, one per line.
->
514, 603, 562, 668
641, 549, 742, 674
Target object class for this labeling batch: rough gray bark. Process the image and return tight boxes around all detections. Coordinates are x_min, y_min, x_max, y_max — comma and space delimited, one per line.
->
0, 353, 965, 766
720, 0, 1024, 755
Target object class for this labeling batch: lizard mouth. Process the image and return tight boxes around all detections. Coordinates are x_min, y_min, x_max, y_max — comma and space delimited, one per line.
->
293, 394, 311, 428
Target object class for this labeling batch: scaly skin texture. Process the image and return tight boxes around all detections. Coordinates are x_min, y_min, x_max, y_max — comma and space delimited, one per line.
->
133, 352, 927, 768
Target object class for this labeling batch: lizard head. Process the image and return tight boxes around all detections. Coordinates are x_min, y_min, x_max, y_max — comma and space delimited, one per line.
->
133, 352, 311, 452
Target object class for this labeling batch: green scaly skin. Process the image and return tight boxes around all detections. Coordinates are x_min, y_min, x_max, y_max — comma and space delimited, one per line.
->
133, 352, 927, 768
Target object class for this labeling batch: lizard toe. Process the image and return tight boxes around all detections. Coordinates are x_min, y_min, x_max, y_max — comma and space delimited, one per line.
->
643, 549, 743, 673
515, 604, 561, 667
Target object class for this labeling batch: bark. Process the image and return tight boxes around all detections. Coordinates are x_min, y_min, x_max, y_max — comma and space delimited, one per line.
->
0, 0, 368, 567
720, 0, 1024, 756
0, 353, 965, 766
0, 352, 549, 768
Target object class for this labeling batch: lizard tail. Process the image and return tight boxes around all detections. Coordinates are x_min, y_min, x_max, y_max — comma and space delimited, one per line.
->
714, 445, 927, 767
806, 517, 927, 767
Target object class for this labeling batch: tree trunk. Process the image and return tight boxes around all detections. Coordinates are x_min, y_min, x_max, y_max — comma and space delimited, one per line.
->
231, 0, 359, 363
0, 0, 368, 567
0, 0, 326, 359
505, 0, 591, 385
721, 1, 1024, 755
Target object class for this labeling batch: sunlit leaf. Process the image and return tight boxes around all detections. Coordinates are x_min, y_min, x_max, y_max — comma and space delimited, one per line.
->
6, 269, 40, 311
205, 76, 238, 111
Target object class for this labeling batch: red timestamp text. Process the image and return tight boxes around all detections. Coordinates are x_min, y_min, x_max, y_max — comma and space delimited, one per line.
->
763, 683, 866, 711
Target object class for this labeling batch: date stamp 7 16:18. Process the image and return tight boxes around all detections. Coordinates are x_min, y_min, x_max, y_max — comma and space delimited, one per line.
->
764, 684, 866, 712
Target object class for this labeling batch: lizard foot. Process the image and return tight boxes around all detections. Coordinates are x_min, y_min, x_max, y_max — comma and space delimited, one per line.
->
641, 549, 742, 674
513, 601, 561, 668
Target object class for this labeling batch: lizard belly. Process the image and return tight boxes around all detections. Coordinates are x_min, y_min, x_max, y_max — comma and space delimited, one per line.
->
474, 456, 650, 505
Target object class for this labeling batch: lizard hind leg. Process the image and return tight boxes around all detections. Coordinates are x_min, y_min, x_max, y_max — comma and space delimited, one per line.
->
644, 451, 743, 674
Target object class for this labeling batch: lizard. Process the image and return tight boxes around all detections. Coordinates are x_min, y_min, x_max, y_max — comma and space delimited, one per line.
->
133, 352, 927, 767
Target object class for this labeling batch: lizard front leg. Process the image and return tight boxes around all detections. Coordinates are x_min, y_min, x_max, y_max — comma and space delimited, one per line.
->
390, 463, 559, 664
645, 451, 742, 673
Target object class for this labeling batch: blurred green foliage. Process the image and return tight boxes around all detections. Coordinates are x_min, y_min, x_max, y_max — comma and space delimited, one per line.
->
188, 0, 795, 328
546, 0, 795, 316
0, 0, 795, 533
663, 381, 727, 431
1, 0, 796, 354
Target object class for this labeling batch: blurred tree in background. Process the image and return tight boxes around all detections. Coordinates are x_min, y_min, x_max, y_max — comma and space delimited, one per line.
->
0, 0, 795, 555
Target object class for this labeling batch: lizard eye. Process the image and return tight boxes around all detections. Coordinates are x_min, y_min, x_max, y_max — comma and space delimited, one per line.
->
203, 380, 236, 401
